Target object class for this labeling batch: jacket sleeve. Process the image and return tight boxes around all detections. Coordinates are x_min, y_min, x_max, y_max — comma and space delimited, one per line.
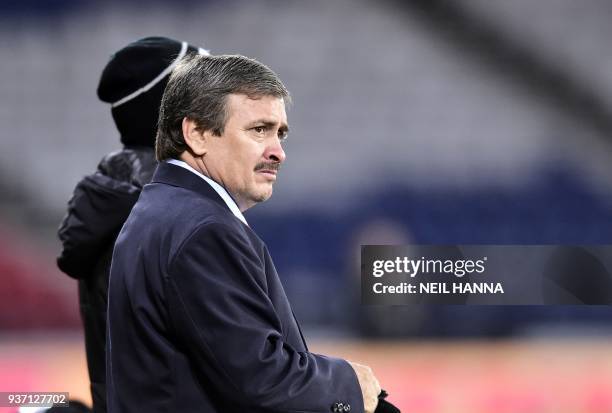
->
57, 173, 141, 279
166, 221, 364, 413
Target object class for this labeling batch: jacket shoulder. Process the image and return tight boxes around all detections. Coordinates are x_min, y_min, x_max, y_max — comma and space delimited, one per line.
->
122, 181, 259, 268
57, 170, 142, 279
98, 147, 156, 187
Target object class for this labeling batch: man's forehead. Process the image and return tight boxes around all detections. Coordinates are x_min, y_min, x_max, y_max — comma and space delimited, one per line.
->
226, 93, 288, 125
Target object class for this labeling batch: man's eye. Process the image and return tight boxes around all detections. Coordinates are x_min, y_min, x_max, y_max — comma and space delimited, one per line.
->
253, 126, 266, 134
278, 131, 288, 142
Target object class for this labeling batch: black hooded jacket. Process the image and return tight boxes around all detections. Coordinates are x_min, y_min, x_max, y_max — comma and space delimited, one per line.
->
57, 146, 156, 413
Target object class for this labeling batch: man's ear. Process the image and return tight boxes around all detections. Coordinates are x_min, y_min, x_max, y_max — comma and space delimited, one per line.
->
182, 118, 209, 157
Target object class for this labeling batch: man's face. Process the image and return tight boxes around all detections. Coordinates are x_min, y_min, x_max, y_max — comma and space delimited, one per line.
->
203, 93, 288, 211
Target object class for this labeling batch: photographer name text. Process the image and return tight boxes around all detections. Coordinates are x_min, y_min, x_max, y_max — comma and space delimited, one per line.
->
370, 256, 504, 295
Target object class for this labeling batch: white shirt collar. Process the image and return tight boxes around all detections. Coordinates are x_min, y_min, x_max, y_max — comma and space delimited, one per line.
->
166, 159, 248, 226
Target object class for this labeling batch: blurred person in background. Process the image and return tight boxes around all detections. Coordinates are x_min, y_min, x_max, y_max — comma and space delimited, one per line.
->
56, 36, 208, 413
106, 54, 384, 413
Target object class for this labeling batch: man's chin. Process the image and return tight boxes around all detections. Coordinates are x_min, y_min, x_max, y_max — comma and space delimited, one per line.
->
257, 190, 273, 203
249, 186, 273, 204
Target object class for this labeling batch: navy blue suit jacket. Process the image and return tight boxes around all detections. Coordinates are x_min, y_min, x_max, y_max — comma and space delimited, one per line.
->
107, 162, 363, 412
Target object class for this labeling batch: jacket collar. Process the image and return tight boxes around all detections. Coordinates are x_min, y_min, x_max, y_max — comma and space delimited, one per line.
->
165, 159, 247, 225
151, 162, 248, 224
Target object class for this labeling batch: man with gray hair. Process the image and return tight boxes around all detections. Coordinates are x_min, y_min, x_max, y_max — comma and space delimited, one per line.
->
107, 54, 381, 413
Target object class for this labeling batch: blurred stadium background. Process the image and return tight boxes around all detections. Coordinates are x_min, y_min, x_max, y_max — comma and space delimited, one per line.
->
1, 0, 612, 411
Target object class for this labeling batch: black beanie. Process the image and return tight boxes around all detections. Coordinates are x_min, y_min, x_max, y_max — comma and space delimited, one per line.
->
97, 36, 208, 147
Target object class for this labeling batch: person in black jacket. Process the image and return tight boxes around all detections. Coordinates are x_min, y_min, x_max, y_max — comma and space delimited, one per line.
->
56, 36, 208, 413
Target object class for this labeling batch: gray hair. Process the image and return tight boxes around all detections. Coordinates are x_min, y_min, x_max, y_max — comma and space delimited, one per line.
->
155, 54, 290, 161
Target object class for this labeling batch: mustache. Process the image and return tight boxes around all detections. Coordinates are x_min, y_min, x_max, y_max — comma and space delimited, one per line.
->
254, 162, 281, 172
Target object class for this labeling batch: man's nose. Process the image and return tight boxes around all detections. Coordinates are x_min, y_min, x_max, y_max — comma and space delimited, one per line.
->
266, 138, 286, 164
